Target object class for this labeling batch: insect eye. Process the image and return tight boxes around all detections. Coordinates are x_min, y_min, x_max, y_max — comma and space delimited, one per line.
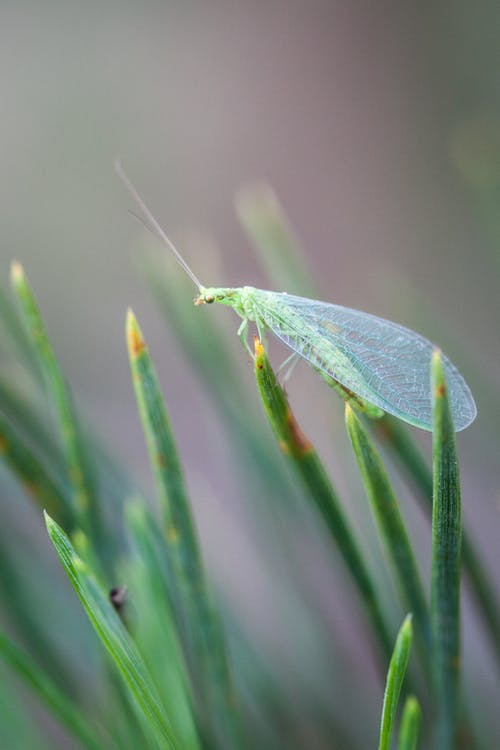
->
216, 294, 224, 301
205, 294, 215, 304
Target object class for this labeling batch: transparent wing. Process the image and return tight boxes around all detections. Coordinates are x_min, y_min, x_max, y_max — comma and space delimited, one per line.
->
253, 291, 476, 431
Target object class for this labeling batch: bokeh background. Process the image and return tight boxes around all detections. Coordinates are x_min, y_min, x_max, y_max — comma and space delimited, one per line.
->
1, 2, 499, 747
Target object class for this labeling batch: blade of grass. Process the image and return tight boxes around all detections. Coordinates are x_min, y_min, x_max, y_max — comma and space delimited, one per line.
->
10, 263, 102, 552
0, 413, 72, 528
430, 350, 461, 750
397, 695, 421, 750
0, 283, 42, 376
0, 535, 78, 695
0, 375, 67, 478
372, 414, 500, 672
125, 499, 201, 750
0, 631, 109, 750
345, 405, 431, 672
254, 337, 393, 663
126, 310, 241, 749
0, 664, 50, 750
378, 614, 413, 750
44, 511, 178, 750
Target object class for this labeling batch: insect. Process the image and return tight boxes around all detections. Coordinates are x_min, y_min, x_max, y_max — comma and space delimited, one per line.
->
117, 162, 477, 432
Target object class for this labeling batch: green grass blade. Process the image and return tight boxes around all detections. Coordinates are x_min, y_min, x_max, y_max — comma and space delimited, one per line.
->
397, 695, 421, 750
430, 351, 462, 749
378, 614, 413, 750
10, 263, 101, 544
371, 414, 500, 669
0, 538, 78, 695
345, 405, 431, 669
0, 664, 50, 750
44, 511, 178, 750
254, 338, 393, 662
0, 375, 67, 477
125, 500, 201, 750
0, 631, 107, 750
235, 184, 315, 297
126, 310, 240, 749
0, 282, 42, 376
0, 413, 72, 528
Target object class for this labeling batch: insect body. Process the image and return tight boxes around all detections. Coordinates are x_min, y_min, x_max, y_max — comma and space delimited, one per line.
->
117, 162, 477, 433
194, 285, 476, 431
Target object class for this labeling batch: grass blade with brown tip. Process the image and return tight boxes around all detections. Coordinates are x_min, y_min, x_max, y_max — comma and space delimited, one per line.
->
126, 309, 241, 750
254, 337, 393, 663
431, 350, 462, 750
345, 405, 431, 673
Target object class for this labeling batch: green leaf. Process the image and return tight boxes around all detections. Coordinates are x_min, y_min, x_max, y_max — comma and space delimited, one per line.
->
0, 282, 42, 376
0, 663, 49, 750
10, 263, 102, 549
0, 413, 71, 528
254, 338, 393, 663
125, 499, 201, 750
0, 375, 67, 479
0, 631, 107, 750
378, 614, 413, 750
44, 512, 178, 750
126, 310, 241, 749
371, 413, 500, 670
397, 695, 421, 750
345, 405, 431, 671
430, 350, 462, 749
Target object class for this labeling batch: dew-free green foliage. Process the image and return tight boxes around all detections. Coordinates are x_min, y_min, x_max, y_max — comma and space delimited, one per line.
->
0, 631, 105, 750
431, 351, 462, 749
10, 264, 99, 537
378, 614, 413, 750
254, 336, 393, 664
0, 184, 496, 750
397, 696, 422, 750
45, 512, 178, 750
345, 406, 430, 671
126, 310, 240, 750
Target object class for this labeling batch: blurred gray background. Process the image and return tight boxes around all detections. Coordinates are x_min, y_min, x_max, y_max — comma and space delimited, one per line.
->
1, 0, 499, 740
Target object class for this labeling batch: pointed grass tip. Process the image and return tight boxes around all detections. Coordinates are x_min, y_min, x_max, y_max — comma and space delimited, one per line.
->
235, 183, 281, 223
126, 308, 146, 357
402, 612, 413, 630
43, 509, 55, 533
431, 348, 447, 399
10, 260, 25, 287
254, 336, 264, 359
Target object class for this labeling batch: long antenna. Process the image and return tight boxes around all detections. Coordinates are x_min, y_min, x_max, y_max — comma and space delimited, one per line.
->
115, 159, 203, 290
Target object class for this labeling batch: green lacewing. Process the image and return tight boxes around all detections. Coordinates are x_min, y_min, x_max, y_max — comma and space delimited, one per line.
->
117, 162, 476, 432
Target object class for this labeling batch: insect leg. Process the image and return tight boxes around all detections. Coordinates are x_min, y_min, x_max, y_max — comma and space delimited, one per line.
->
279, 352, 301, 383
237, 318, 253, 358
254, 313, 266, 346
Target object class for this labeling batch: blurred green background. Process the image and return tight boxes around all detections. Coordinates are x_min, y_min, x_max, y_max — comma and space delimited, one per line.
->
0, 2, 499, 747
